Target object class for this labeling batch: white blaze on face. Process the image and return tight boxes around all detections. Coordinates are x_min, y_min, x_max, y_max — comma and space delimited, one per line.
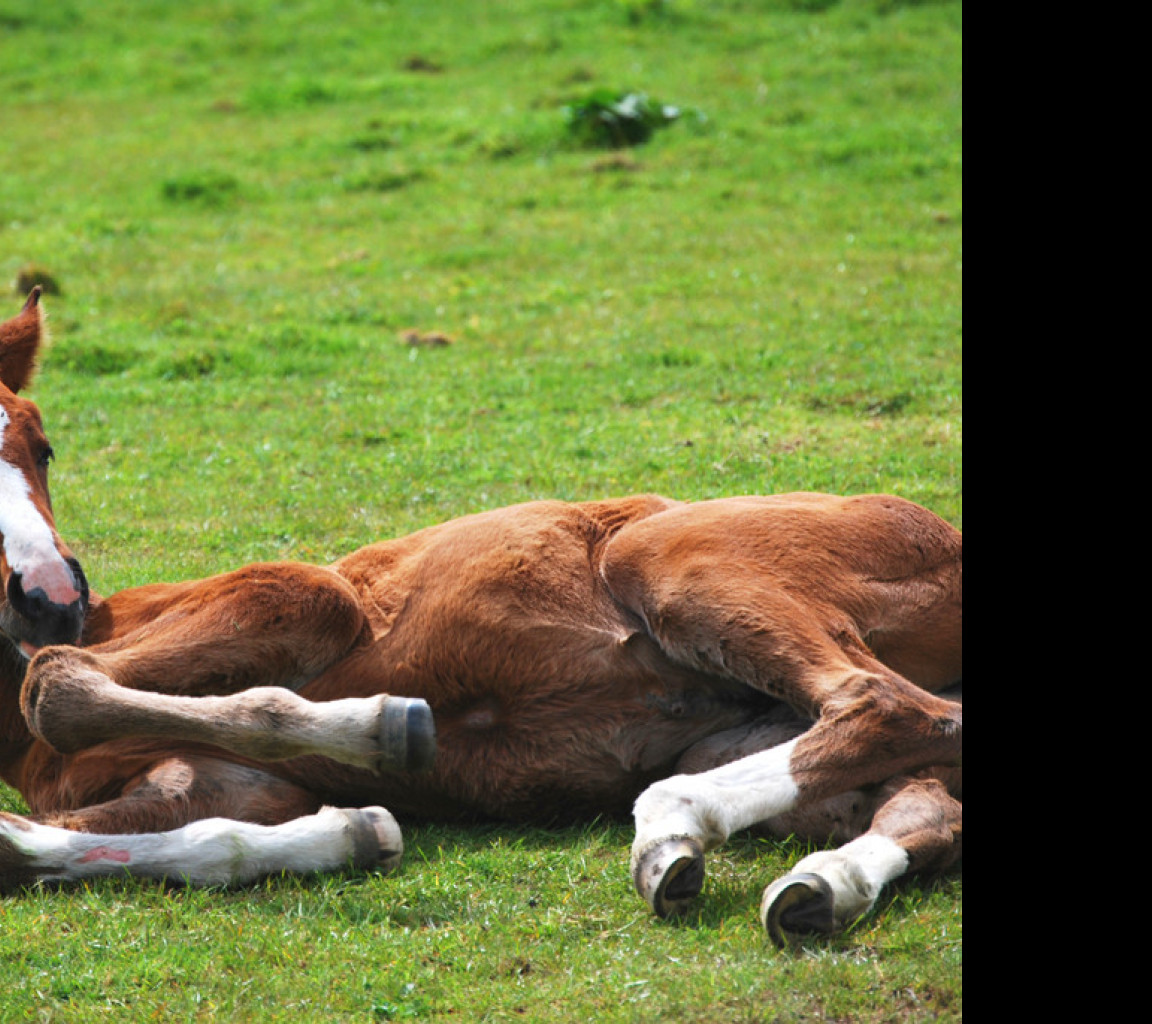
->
0, 405, 77, 605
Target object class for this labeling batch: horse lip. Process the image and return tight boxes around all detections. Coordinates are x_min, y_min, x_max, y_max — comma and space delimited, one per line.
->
0, 591, 86, 652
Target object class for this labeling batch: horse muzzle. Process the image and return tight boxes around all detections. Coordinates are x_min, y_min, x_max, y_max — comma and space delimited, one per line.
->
1, 556, 89, 652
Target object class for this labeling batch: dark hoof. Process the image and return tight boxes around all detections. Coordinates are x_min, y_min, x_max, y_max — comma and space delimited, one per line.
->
632, 836, 706, 918
377, 697, 437, 773
760, 872, 837, 948
346, 806, 404, 874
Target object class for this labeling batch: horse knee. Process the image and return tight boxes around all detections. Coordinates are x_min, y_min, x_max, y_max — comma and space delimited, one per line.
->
20, 646, 113, 753
795, 673, 961, 800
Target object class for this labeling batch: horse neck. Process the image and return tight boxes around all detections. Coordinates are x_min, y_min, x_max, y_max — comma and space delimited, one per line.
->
0, 589, 105, 786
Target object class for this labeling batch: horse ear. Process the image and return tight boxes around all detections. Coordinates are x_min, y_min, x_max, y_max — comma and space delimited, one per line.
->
0, 286, 48, 393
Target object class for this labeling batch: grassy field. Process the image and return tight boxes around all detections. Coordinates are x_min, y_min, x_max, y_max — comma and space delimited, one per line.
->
1, 0, 961, 1019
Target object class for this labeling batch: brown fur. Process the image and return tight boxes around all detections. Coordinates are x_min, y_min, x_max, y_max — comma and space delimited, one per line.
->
1, 290, 961, 904
0, 286, 47, 395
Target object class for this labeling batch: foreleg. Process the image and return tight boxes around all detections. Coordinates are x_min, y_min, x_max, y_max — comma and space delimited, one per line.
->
78, 562, 370, 696
2, 754, 403, 889
1, 805, 401, 889
22, 648, 435, 773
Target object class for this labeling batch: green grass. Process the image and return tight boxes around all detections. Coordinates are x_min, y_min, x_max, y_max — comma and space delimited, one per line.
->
1, 0, 961, 1018
0, 822, 962, 1022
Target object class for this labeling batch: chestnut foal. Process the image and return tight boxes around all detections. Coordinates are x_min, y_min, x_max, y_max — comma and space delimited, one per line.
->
1, 289, 960, 944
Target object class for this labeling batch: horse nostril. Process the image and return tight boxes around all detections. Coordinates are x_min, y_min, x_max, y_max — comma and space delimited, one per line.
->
66, 557, 89, 610
7, 570, 52, 619
6, 570, 28, 612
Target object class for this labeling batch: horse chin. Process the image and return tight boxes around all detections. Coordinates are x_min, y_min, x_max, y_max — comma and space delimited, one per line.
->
0, 604, 66, 662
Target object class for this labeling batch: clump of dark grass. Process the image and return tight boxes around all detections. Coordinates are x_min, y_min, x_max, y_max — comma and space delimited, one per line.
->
14, 263, 62, 295
160, 170, 241, 206
563, 89, 682, 149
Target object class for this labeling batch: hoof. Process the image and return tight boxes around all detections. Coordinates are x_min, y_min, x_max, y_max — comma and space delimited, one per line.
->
760, 872, 837, 948
345, 806, 404, 875
377, 697, 437, 773
632, 836, 706, 918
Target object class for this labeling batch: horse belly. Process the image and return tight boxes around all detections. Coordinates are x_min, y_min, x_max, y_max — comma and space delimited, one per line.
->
299, 633, 773, 823
298, 501, 777, 821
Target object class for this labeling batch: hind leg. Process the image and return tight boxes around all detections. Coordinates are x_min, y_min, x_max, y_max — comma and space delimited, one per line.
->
629, 674, 960, 921
603, 497, 961, 928
624, 600, 960, 919
651, 717, 961, 943
761, 769, 962, 946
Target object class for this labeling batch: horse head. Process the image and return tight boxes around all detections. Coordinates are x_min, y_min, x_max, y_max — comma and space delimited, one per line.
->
0, 287, 88, 658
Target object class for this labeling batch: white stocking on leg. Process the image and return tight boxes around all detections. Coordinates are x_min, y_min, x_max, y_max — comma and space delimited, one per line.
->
1, 806, 402, 888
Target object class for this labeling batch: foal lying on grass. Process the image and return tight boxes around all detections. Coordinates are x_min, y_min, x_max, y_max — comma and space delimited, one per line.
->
0, 288, 961, 945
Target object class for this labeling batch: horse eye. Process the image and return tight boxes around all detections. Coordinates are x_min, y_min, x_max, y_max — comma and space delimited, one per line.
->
38, 445, 55, 469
